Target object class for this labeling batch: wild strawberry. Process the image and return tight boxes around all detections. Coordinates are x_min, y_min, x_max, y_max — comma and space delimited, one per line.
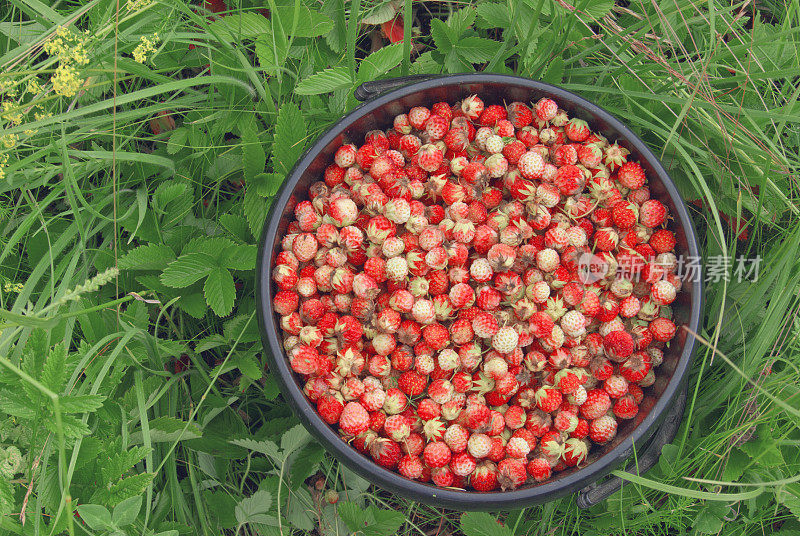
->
518, 151, 545, 179
451, 452, 477, 477
423, 441, 452, 468
425, 114, 449, 139
461, 95, 485, 120
339, 402, 370, 435
539, 430, 565, 458
398, 371, 427, 396
431, 466, 454, 487
580, 389, 611, 420
613, 394, 639, 419
562, 437, 589, 466
535, 98, 558, 122
611, 200, 639, 229
417, 144, 444, 172
604, 330, 634, 361
527, 457, 551, 481
370, 438, 402, 468
649, 229, 676, 253
507, 101, 533, 128
589, 415, 618, 443
463, 403, 492, 432
422, 323, 450, 350
639, 199, 666, 228
649, 317, 676, 342
472, 312, 500, 338
498, 458, 527, 490
471, 460, 498, 491
492, 326, 519, 354
617, 161, 646, 189
565, 118, 591, 142
651, 280, 677, 305
535, 385, 563, 412
603, 375, 628, 399
398, 455, 425, 479
536, 248, 560, 273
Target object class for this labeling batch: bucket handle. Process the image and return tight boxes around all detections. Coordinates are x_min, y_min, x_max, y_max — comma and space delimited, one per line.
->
354, 75, 439, 101
577, 384, 688, 509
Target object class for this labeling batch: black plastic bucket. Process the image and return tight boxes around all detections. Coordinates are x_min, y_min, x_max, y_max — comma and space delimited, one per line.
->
256, 74, 703, 510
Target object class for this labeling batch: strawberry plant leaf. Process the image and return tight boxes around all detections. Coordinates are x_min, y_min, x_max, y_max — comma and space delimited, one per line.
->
243, 187, 269, 237
338, 502, 405, 536
272, 102, 307, 175
219, 213, 252, 243
160, 253, 215, 288
119, 243, 176, 270
456, 36, 502, 64
430, 18, 455, 53
447, 6, 477, 36
271, 5, 334, 37
41, 343, 67, 393
460, 512, 514, 536
280, 423, 310, 455
358, 43, 404, 82
0, 478, 12, 518
361, 0, 401, 25
289, 441, 325, 485
234, 490, 274, 526
204, 267, 236, 317
207, 12, 271, 41
255, 32, 289, 78
132, 416, 202, 443
166, 127, 187, 155
476, 3, 510, 28
323, 0, 347, 52
219, 244, 257, 271
295, 66, 353, 96
230, 438, 281, 461
178, 293, 208, 319
241, 125, 265, 182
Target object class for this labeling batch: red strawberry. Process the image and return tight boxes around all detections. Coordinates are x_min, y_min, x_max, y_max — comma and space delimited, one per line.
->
339, 402, 369, 435
497, 458, 527, 490
423, 441, 452, 468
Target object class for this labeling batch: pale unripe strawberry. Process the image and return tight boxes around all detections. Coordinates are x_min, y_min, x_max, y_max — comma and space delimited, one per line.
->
470, 258, 493, 283
492, 326, 519, 354
651, 280, 677, 305
560, 310, 586, 337
384, 198, 411, 224
328, 197, 358, 227
467, 433, 492, 458
385, 256, 409, 282
518, 151, 545, 179
484, 134, 505, 154
536, 248, 560, 272
535, 98, 558, 122
483, 356, 508, 380
461, 94, 485, 120
506, 436, 531, 458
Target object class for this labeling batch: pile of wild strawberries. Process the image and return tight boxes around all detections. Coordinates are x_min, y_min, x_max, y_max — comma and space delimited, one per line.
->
272, 95, 681, 492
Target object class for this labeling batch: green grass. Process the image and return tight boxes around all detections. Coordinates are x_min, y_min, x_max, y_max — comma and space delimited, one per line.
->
1, 0, 800, 535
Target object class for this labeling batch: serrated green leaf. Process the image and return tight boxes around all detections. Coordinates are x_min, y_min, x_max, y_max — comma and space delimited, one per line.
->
722, 448, 750, 481
361, 0, 402, 24
281, 424, 310, 455
290, 442, 325, 485
219, 213, 252, 242
160, 253, 215, 288
457, 36, 501, 64
0, 478, 13, 518
93, 473, 155, 507
0, 390, 36, 419
41, 344, 67, 393
181, 237, 236, 257
252, 172, 285, 196
230, 438, 281, 461
460, 512, 514, 536
272, 5, 334, 37
220, 244, 257, 271
272, 102, 307, 176
131, 416, 202, 443
255, 32, 289, 78
167, 127, 188, 154
476, 2, 510, 28
430, 19, 455, 52
295, 67, 353, 95
358, 43, 404, 82
207, 12, 271, 41
241, 126, 265, 182
76, 504, 112, 531
244, 188, 269, 237
323, 0, 347, 52
338, 502, 405, 536
119, 243, 176, 271
178, 292, 208, 319
204, 267, 236, 317
235, 490, 273, 526
447, 6, 477, 36
59, 394, 106, 414
234, 353, 261, 381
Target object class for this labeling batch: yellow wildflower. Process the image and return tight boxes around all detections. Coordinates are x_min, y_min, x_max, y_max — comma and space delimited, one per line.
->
0, 79, 17, 97
133, 33, 160, 64
3, 282, 25, 293
0, 153, 8, 181
51, 64, 83, 98
1, 134, 17, 149
127, 0, 154, 11
1, 102, 23, 125
34, 109, 52, 122
25, 79, 42, 95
